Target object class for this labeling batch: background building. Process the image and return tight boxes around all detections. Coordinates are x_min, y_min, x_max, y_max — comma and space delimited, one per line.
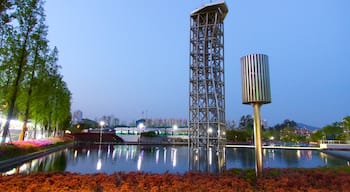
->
72, 110, 83, 124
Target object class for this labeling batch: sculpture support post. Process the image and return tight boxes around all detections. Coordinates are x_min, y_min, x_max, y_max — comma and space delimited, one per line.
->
253, 103, 263, 177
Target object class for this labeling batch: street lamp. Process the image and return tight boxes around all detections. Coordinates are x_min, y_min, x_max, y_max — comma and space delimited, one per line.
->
99, 121, 105, 143
137, 123, 145, 143
172, 125, 178, 135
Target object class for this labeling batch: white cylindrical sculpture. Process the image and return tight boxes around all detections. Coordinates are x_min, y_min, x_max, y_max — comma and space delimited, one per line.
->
241, 54, 271, 104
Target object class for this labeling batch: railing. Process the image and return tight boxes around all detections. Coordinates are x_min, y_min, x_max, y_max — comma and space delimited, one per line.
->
319, 140, 350, 150
320, 140, 346, 144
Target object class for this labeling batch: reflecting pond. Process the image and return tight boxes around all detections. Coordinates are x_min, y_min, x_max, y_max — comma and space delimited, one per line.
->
2, 144, 349, 175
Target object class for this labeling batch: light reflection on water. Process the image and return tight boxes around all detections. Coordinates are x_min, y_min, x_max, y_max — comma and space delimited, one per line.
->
2, 145, 349, 175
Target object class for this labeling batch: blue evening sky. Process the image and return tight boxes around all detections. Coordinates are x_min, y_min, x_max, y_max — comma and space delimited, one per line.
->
44, 0, 350, 128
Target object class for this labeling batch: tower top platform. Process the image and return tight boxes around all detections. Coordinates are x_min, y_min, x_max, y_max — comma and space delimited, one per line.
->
191, 1, 228, 20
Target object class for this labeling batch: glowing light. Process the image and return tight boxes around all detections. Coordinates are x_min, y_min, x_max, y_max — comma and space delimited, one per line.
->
112, 149, 116, 160
19, 164, 28, 172
107, 145, 111, 158
96, 158, 102, 170
4, 168, 16, 175
118, 148, 122, 158
172, 148, 177, 167
207, 127, 213, 134
208, 147, 212, 165
296, 150, 301, 160
31, 159, 38, 168
137, 151, 144, 171
155, 148, 159, 164
163, 148, 167, 163
131, 147, 136, 159
74, 150, 78, 158
138, 123, 145, 129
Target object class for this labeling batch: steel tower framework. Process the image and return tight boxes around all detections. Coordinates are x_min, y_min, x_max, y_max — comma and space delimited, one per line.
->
189, 2, 228, 157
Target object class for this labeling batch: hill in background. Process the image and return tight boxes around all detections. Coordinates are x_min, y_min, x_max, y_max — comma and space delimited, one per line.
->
297, 122, 320, 131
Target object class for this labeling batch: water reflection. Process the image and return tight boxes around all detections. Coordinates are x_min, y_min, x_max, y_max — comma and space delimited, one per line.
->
96, 158, 102, 170
189, 146, 226, 173
2, 145, 350, 175
2, 150, 67, 175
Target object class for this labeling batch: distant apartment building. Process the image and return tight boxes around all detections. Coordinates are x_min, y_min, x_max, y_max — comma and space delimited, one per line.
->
99, 115, 120, 127
144, 118, 188, 127
72, 110, 83, 124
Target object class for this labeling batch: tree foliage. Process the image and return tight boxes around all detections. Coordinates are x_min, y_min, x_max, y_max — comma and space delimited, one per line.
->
310, 121, 347, 142
0, 0, 71, 142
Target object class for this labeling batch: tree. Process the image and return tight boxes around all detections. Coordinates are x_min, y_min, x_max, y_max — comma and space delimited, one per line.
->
343, 116, 350, 140
238, 115, 254, 141
226, 120, 236, 130
310, 121, 347, 142
239, 115, 253, 129
322, 123, 345, 140
279, 127, 297, 142
0, 0, 13, 44
310, 130, 324, 142
262, 119, 298, 142
0, 0, 71, 142
17, 20, 49, 140
1, 0, 41, 143
226, 129, 251, 142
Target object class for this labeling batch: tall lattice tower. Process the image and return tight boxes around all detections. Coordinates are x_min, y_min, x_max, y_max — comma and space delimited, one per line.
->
189, 1, 228, 171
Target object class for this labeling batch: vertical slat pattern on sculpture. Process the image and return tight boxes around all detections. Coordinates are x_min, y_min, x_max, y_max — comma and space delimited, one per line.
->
241, 54, 271, 104
189, 2, 228, 172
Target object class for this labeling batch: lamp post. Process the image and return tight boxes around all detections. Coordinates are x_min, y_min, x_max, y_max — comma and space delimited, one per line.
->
137, 123, 145, 144
241, 53, 271, 177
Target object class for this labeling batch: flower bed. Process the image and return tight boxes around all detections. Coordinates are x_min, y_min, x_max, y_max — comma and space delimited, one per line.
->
1, 167, 350, 192
0, 137, 69, 161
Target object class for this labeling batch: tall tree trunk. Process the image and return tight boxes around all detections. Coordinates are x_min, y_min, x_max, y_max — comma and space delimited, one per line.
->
18, 44, 39, 141
33, 122, 37, 139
